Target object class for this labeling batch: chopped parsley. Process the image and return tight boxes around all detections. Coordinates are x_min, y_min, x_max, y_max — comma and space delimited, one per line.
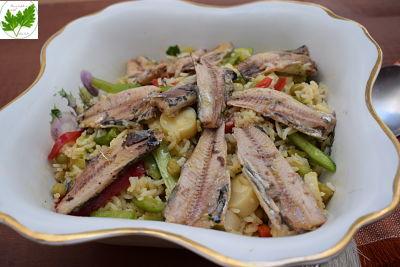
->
50, 106, 61, 121
59, 88, 77, 112
166, 45, 180, 56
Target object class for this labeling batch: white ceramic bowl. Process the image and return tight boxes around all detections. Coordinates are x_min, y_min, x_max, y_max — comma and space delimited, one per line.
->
1, 0, 399, 266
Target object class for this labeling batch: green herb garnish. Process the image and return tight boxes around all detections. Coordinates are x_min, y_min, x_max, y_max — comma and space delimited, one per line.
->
166, 45, 180, 56
50, 106, 61, 121
59, 89, 78, 113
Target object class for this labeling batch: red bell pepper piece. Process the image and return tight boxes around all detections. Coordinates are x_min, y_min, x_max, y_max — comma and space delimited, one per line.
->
255, 77, 272, 88
70, 161, 145, 216
274, 77, 287, 91
151, 79, 159, 86
258, 224, 272, 237
225, 121, 235, 134
48, 130, 83, 161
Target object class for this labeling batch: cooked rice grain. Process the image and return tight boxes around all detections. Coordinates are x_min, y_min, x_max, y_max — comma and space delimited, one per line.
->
127, 176, 164, 200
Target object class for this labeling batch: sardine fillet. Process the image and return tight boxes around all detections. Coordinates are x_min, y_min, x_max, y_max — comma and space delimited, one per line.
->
170, 49, 206, 77
80, 86, 160, 128
164, 124, 230, 228
201, 42, 233, 65
238, 45, 317, 79
234, 126, 326, 232
195, 61, 230, 128
150, 83, 197, 116
56, 130, 162, 214
126, 56, 167, 85
228, 88, 335, 139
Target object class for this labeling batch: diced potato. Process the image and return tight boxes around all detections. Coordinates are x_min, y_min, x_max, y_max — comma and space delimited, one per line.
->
160, 107, 197, 142
229, 174, 259, 217
304, 172, 324, 209
224, 209, 242, 232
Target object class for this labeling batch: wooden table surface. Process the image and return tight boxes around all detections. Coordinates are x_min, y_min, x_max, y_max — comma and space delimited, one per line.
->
1, 1, 400, 266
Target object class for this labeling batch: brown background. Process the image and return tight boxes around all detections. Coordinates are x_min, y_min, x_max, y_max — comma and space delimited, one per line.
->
1, 1, 400, 266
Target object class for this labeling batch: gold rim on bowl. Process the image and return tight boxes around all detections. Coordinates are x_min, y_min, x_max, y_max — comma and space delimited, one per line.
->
0, 1, 398, 266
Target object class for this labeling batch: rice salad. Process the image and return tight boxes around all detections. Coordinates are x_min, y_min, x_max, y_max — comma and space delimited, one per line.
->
48, 43, 336, 237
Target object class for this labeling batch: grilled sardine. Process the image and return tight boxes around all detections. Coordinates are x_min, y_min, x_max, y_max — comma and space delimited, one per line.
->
170, 49, 206, 77
164, 124, 230, 228
233, 126, 326, 232
169, 42, 232, 77
195, 60, 234, 128
228, 88, 335, 139
201, 42, 233, 65
238, 45, 317, 79
56, 129, 163, 214
80, 86, 160, 128
150, 83, 198, 116
126, 56, 167, 85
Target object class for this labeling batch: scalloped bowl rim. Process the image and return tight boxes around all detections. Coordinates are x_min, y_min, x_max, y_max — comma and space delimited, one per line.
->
0, 1, 399, 266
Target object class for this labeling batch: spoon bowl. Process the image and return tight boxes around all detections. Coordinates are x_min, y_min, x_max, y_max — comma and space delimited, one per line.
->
372, 65, 400, 136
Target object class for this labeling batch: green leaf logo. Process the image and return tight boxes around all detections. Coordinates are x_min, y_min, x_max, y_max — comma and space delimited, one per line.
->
1, 4, 36, 38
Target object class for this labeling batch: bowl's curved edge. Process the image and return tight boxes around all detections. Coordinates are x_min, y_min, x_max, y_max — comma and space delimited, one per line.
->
0, 1, 398, 266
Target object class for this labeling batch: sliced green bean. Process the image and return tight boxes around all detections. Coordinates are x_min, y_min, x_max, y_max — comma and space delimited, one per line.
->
160, 85, 172, 92
70, 158, 86, 169
91, 77, 140, 94
91, 210, 136, 219
318, 182, 334, 204
79, 87, 93, 107
133, 196, 165, 213
51, 183, 67, 197
288, 132, 336, 172
144, 155, 161, 180
222, 48, 253, 65
235, 48, 253, 61
55, 153, 69, 164
94, 128, 119, 146
153, 142, 177, 193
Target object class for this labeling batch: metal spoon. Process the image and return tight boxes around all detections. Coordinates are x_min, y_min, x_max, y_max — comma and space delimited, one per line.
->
372, 64, 400, 136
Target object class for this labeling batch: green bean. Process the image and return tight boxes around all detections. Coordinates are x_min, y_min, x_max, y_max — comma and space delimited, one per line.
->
91, 77, 140, 94
288, 132, 336, 172
222, 53, 240, 65
144, 155, 161, 180
79, 87, 93, 106
133, 197, 165, 213
222, 48, 253, 65
318, 182, 334, 204
55, 153, 69, 164
51, 183, 67, 197
152, 142, 177, 193
235, 48, 253, 61
160, 85, 172, 92
94, 128, 119, 146
70, 158, 86, 169
91, 210, 137, 219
